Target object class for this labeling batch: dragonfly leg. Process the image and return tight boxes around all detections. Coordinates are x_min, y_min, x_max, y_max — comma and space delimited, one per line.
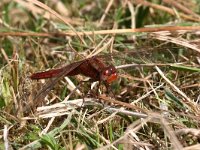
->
79, 80, 92, 107
63, 81, 86, 108
80, 93, 85, 108
67, 82, 82, 98
104, 82, 115, 98
91, 81, 103, 99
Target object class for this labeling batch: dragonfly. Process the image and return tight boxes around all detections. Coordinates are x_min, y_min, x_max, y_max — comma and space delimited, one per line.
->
30, 56, 117, 84
26, 56, 118, 112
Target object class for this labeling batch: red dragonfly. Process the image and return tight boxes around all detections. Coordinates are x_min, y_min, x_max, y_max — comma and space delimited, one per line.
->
31, 56, 117, 83
30, 56, 117, 104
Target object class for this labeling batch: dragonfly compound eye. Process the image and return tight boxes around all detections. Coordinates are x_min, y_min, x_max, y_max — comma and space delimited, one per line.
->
103, 70, 109, 76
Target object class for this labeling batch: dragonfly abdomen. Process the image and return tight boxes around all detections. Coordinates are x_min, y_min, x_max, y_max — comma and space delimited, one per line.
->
30, 68, 64, 79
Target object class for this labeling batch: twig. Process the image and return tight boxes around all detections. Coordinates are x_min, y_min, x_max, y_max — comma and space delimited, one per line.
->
160, 117, 183, 150
4, 125, 9, 150
107, 107, 148, 118
127, 1, 136, 40
99, 95, 148, 113
40, 117, 55, 135
132, 83, 164, 104
116, 62, 183, 69
183, 144, 200, 150
1, 48, 11, 67
17, 0, 86, 45
133, 0, 200, 22
152, 33, 200, 53
1, 26, 200, 37
99, 0, 114, 27
155, 66, 197, 113
163, 0, 200, 18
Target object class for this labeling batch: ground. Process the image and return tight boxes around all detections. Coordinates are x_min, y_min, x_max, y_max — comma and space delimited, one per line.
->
0, 0, 200, 149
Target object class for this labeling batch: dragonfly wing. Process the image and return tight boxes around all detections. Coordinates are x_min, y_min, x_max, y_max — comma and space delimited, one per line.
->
25, 60, 84, 113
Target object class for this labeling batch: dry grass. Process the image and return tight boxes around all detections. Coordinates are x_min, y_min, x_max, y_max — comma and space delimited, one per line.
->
0, 0, 200, 149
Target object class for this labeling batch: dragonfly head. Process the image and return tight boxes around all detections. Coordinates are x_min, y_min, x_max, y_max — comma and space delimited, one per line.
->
100, 65, 117, 84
